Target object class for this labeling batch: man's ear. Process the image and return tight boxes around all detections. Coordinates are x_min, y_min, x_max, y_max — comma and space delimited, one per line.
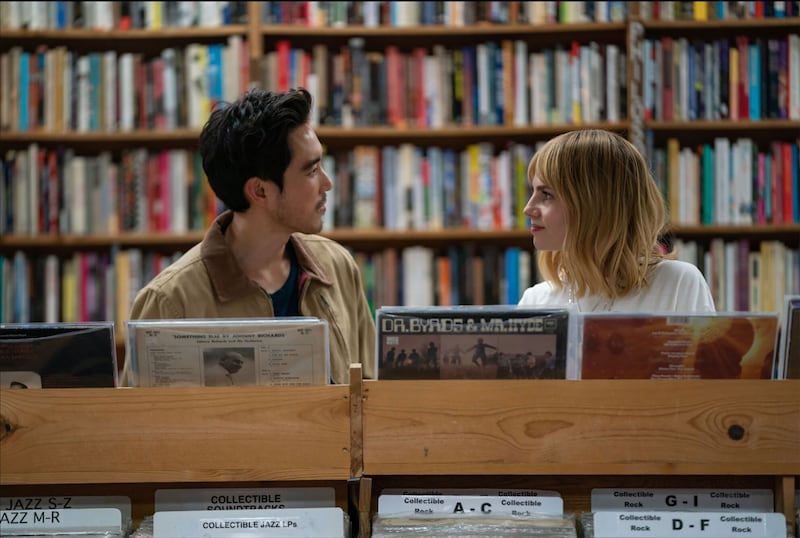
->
244, 176, 268, 204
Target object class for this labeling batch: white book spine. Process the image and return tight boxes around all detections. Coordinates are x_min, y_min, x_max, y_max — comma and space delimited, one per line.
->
477, 44, 490, 125
104, 50, 117, 131
77, 55, 90, 132
161, 48, 177, 129
223, 35, 241, 104
63, 50, 72, 130
513, 40, 528, 127
118, 53, 134, 131
70, 156, 87, 234
789, 34, 800, 120
45, 254, 59, 322
170, 150, 188, 233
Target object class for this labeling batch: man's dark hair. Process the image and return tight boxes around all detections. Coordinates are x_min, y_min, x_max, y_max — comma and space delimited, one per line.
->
199, 88, 313, 211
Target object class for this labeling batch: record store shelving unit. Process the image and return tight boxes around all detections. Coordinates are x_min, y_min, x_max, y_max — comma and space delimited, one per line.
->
1, 367, 799, 537
0, 2, 799, 535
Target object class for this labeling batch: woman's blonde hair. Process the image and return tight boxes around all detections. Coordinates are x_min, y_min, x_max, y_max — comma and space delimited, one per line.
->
529, 129, 666, 299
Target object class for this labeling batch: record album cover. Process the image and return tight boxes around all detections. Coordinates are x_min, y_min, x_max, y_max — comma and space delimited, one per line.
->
579, 313, 779, 379
0, 322, 118, 388
376, 306, 571, 380
125, 318, 329, 387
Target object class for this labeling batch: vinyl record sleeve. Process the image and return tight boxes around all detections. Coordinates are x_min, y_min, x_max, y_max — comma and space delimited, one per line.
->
125, 318, 329, 387
0, 322, 118, 388
578, 312, 779, 379
376, 306, 572, 380
775, 295, 800, 379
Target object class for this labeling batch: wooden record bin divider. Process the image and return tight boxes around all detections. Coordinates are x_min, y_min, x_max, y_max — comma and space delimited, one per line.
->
1, 365, 798, 538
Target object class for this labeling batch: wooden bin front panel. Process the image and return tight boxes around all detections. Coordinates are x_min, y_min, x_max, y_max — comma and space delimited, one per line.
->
362, 380, 800, 476
1, 385, 352, 485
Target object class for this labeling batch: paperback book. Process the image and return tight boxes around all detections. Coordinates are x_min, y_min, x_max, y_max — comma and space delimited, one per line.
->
125, 318, 329, 387
577, 312, 779, 379
0, 322, 118, 388
376, 306, 572, 380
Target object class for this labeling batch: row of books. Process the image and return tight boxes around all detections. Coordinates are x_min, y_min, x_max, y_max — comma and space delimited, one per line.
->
0, 1, 248, 30
1, 142, 535, 236
0, 242, 534, 326
648, 138, 800, 226
642, 35, 800, 123
261, 0, 630, 26
0, 37, 250, 133
267, 38, 627, 129
0, 146, 223, 236
0, 249, 182, 327
0, 36, 626, 133
322, 142, 535, 232
354, 245, 534, 314
638, 0, 800, 20
674, 239, 800, 313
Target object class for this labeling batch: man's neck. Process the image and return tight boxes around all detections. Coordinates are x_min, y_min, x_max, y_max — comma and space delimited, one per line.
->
225, 211, 292, 294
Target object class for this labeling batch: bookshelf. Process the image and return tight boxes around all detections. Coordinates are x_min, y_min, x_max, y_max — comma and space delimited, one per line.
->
630, 8, 800, 313
0, 1, 798, 326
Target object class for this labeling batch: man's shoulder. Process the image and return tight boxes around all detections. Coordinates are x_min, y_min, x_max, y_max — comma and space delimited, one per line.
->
295, 233, 350, 252
293, 233, 357, 266
139, 244, 206, 292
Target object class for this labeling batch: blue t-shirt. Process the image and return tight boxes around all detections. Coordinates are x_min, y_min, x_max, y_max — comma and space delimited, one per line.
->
269, 244, 300, 316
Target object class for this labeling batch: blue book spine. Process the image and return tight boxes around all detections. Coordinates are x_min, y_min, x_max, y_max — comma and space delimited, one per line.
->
89, 53, 101, 131
19, 52, 29, 131
504, 248, 520, 305
207, 43, 224, 110
748, 42, 761, 120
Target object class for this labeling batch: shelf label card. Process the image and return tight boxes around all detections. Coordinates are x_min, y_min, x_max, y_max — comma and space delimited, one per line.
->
154, 487, 335, 512
0, 495, 130, 528
0, 507, 122, 534
591, 489, 775, 512
153, 508, 346, 537
592, 511, 786, 537
377, 494, 563, 517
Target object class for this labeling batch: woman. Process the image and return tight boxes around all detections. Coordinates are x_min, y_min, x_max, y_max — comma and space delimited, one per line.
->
518, 129, 715, 313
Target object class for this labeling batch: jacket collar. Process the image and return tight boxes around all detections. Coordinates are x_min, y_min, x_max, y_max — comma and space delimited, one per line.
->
201, 210, 333, 302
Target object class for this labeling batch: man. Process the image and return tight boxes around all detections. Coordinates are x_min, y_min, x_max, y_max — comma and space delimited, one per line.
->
129, 88, 375, 384
205, 350, 247, 386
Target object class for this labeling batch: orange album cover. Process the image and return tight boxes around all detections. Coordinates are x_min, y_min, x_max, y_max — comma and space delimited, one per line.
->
579, 313, 779, 379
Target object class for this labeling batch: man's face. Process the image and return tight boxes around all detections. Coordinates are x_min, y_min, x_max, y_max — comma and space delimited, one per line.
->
269, 123, 333, 234
220, 353, 244, 374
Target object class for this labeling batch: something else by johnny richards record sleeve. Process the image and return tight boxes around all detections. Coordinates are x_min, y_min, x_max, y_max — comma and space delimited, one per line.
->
375, 306, 572, 380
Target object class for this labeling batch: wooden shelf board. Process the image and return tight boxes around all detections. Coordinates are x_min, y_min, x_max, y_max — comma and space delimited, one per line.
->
0, 385, 352, 485
362, 380, 800, 476
1, 224, 798, 252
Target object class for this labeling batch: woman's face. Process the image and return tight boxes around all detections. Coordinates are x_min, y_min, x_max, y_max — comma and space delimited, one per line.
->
523, 173, 568, 251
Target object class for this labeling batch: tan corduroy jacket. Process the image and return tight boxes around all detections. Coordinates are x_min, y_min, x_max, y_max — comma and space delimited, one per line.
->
128, 211, 376, 384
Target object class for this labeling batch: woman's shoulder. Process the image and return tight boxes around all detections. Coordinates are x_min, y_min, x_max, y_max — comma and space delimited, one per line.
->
650, 258, 711, 294
651, 258, 705, 278
519, 280, 561, 305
